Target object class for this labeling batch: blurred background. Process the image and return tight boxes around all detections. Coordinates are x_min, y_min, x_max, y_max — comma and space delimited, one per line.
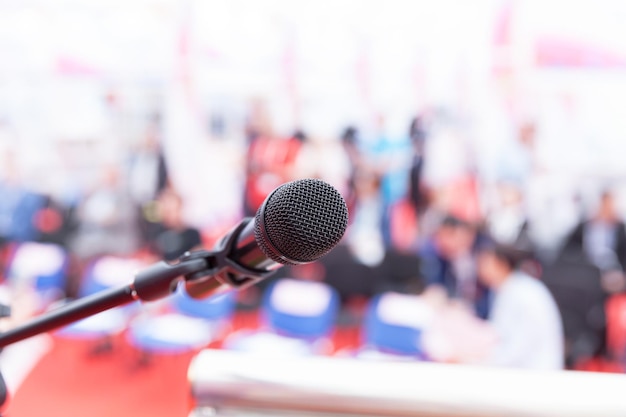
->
2, 0, 626, 416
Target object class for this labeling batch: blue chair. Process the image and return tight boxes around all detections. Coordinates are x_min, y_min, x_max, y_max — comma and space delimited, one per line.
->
359, 292, 433, 360
6, 242, 68, 307
225, 279, 339, 356
263, 279, 339, 339
79, 256, 144, 297
126, 286, 236, 357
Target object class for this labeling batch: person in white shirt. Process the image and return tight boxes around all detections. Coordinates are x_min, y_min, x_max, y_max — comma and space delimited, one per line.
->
476, 241, 564, 370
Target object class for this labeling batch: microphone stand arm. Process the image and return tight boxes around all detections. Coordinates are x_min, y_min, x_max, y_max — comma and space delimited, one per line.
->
0, 304, 10, 411
0, 258, 207, 349
0, 219, 274, 349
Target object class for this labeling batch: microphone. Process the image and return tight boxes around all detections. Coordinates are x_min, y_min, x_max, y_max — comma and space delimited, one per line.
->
0, 178, 348, 348
183, 178, 349, 298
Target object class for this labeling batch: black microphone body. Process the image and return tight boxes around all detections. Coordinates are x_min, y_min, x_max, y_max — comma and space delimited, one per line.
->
186, 178, 349, 298
0, 179, 348, 348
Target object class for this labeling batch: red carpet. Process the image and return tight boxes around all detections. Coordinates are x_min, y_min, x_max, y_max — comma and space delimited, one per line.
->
5, 310, 361, 417
7, 335, 197, 417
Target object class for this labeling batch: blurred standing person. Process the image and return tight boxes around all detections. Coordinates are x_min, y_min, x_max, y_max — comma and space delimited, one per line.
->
421, 109, 472, 198
495, 123, 535, 191
345, 170, 385, 268
419, 109, 481, 240
244, 132, 303, 215
243, 101, 302, 216
127, 123, 170, 248
484, 180, 540, 278
366, 114, 413, 248
477, 240, 564, 370
128, 120, 169, 206
340, 126, 365, 213
486, 181, 535, 256
292, 133, 351, 198
407, 116, 428, 216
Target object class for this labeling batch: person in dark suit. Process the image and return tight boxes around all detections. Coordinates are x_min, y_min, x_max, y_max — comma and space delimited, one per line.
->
561, 190, 626, 274
553, 190, 626, 363
420, 215, 491, 319
408, 116, 428, 216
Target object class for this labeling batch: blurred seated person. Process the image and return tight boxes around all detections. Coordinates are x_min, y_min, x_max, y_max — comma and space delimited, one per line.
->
319, 243, 381, 306
560, 190, 626, 293
420, 215, 491, 319
421, 287, 497, 364
147, 187, 201, 261
34, 195, 78, 248
69, 166, 138, 259
476, 240, 564, 370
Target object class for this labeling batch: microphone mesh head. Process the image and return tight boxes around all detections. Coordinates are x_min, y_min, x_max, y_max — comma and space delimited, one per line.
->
255, 178, 348, 265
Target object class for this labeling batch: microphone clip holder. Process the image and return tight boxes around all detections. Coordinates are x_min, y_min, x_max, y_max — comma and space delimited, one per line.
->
133, 218, 274, 301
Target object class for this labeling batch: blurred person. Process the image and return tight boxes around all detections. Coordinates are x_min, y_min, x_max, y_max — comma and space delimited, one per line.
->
322, 172, 386, 304
366, 114, 413, 247
340, 126, 365, 212
69, 165, 139, 260
560, 190, 626, 276
420, 109, 472, 195
147, 186, 201, 262
486, 181, 530, 247
374, 201, 424, 295
542, 248, 606, 367
33, 195, 77, 248
292, 132, 352, 197
413, 112, 479, 242
128, 124, 170, 247
547, 190, 626, 362
128, 122, 169, 206
345, 170, 385, 267
420, 215, 491, 319
421, 289, 497, 364
318, 242, 381, 307
407, 116, 428, 216
243, 100, 303, 216
477, 240, 564, 370
484, 180, 540, 278
495, 122, 535, 189
244, 130, 302, 216
0, 150, 47, 244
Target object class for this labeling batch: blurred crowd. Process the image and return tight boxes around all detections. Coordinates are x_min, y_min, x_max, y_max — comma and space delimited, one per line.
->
0, 96, 625, 372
